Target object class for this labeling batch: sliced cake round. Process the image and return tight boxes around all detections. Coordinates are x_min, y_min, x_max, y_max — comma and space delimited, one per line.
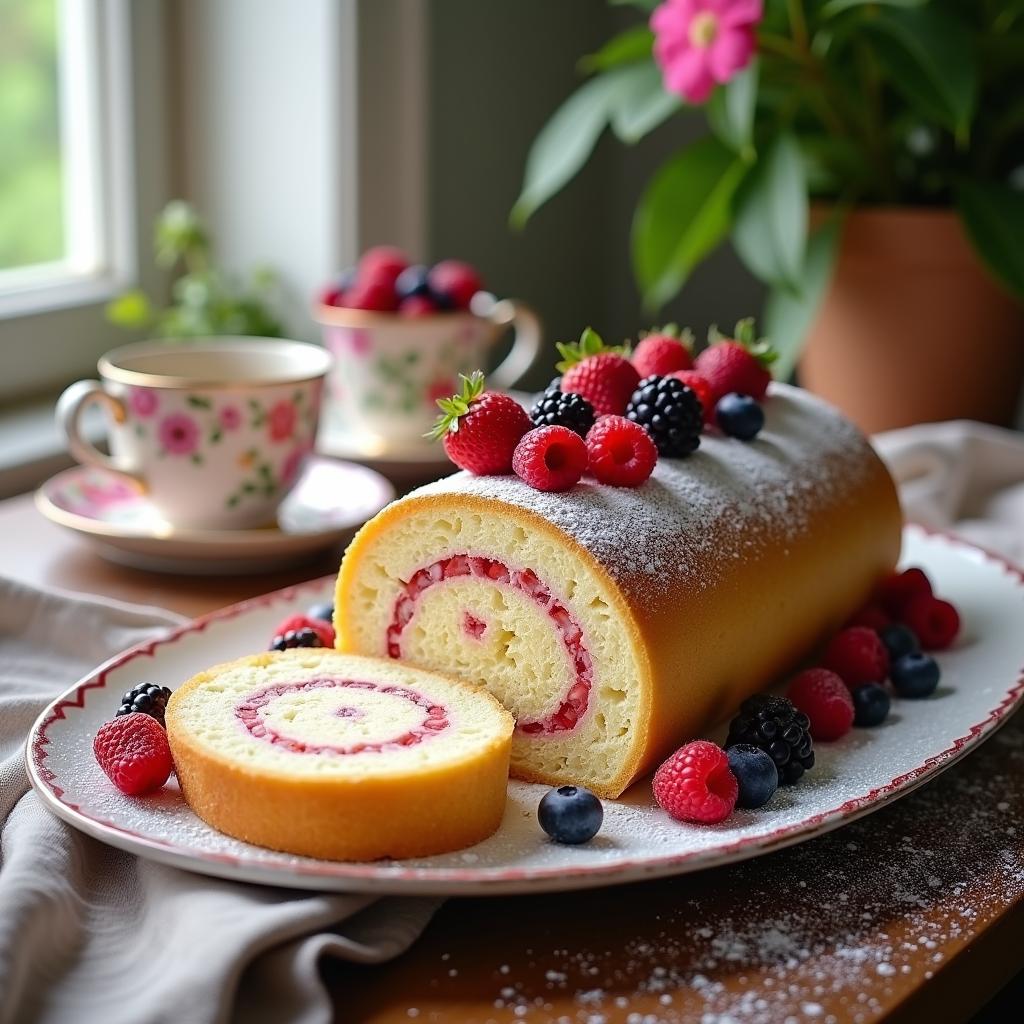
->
335, 384, 902, 799
166, 650, 514, 861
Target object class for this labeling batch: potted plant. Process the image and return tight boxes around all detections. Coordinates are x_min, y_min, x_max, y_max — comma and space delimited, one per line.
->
513, 0, 1024, 431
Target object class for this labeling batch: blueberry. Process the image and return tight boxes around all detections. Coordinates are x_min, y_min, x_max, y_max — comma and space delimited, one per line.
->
891, 652, 940, 699
715, 393, 765, 441
335, 266, 358, 291
726, 744, 779, 809
852, 683, 891, 726
308, 601, 334, 623
538, 785, 603, 845
395, 264, 431, 300
879, 623, 919, 662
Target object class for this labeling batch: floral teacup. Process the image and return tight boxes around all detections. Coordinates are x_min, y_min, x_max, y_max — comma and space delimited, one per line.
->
56, 337, 331, 530
314, 293, 542, 452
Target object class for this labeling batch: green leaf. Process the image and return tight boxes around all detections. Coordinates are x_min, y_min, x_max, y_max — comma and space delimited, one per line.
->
554, 327, 629, 372
631, 137, 748, 311
580, 25, 653, 73
956, 182, 1024, 301
821, 0, 926, 17
764, 216, 844, 381
186, 395, 213, 410
426, 371, 486, 439
866, 8, 976, 139
731, 134, 808, 291
608, 63, 681, 144
608, 0, 659, 9
511, 74, 621, 227
105, 289, 153, 329
706, 60, 758, 160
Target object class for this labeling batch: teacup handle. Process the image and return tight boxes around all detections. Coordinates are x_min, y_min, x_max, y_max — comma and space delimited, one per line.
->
486, 299, 543, 391
56, 380, 147, 490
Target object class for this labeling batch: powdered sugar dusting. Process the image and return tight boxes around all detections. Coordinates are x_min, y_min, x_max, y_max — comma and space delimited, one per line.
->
409, 385, 873, 597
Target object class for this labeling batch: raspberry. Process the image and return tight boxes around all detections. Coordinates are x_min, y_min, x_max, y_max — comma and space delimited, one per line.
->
876, 567, 933, 617
694, 320, 775, 403
512, 425, 588, 492
632, 331, 692, 378
585, 415, 657, 487
669, 370, 713, 422
274, 614, 334, 648
429, 372, 532, 474
345, 278, 398, 312
428, 260, 482, 310
822, 626, 889, 687
845, 603, 893, 632
902, 594, 960, 650
556, 328, 640, 416
93, 713, 173, 796
357, 245, 408, 286
653, 740, 738, 825
786, 668, 855, 742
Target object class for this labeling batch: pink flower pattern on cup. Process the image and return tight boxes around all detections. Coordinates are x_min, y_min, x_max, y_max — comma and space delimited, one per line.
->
651, 0, 762, 103
268, 400, 297, 442
158, 413, 201, 456
129, 388, 159, 418
219, 405, 242, 431
280, 445, 308, 488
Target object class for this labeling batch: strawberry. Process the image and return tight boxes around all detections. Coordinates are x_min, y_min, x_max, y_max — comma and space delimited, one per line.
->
632, 325, 694, 378
428, 371, 531, 474
556, 328, 640, 417
694, 318, 776, 404
668, 369, 714, 423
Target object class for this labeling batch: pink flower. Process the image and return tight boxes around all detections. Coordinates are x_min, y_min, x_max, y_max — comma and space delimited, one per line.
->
158, 413, 200, 456
219, 405, 242, 431
651, 0, 762, 104
268, 400, 297, 442
129, 388, 158, 418
280, 446, 308, 487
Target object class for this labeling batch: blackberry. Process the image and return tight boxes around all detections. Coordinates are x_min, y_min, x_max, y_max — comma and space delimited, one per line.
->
725, 694, 815, 785
529, 386, 595, 438
625, 375, 703, 457
270, 627, 322, 651
116, 682, 172, 726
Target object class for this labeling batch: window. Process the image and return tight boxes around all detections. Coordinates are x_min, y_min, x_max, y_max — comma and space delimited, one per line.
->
0, 0, 133, 319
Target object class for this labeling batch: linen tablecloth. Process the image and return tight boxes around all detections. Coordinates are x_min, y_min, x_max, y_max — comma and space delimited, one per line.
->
1, 417, 1022, 1023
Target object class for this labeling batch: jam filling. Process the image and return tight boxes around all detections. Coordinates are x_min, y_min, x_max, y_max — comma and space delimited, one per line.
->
386, 554, 592, 735
234, 677, 449, 755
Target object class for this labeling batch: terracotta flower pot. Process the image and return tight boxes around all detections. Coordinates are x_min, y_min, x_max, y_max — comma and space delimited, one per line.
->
800, 207, 1024, 433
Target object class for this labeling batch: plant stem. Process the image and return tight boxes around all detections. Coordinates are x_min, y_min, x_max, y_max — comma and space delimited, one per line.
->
787, 0, 810, 51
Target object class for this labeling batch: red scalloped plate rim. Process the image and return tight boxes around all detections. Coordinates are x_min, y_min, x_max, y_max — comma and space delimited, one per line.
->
23, 524, 1024, 892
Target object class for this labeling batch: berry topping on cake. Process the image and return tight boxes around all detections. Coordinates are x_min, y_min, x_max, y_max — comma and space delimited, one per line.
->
428, 259, 482, 310
902, 594, 960, 651
715, 393, 765, 441
529, 384, 596, 437
725, 744, 779, 809
274, 614, 335, 648
851, 683, 891, 727
786, 668, 855, 742
878, 623, 920, 662
822, 626, 889, 687
891, 652, 941, 698
94, 713, 173, 796
625, 375, 703, 457
512, 425, 589, 492
307, 601, 335, 624
115, 683, 172, 726
653, 740, 739, 824
632, 325, 694, 378
585, 415, 658, 487
538, 785, 604, 844
668, 369, 713, 422
726, 695, 814, 785
556, 328, 640, 416
694, 319, 776, 403
428, 371, 532, 474
876, 567, 933, 617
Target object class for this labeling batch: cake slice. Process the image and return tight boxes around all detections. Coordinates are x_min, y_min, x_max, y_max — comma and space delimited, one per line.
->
335, 384, 902, 798
166, 650, 514, 860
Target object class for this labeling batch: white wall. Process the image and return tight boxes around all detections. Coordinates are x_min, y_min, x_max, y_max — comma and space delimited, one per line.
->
173, 0, 358, 340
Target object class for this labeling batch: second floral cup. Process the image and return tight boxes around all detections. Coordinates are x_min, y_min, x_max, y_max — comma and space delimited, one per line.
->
56, 337, 331, 530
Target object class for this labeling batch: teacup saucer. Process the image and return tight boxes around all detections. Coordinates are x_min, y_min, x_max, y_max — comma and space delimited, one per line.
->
35, 458, 395, 575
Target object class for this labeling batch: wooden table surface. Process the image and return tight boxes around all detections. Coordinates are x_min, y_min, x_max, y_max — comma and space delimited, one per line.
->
5, 491, 1022, 1024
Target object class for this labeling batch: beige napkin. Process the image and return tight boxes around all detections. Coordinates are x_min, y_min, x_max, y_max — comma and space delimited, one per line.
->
0, 578, 439, 1024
